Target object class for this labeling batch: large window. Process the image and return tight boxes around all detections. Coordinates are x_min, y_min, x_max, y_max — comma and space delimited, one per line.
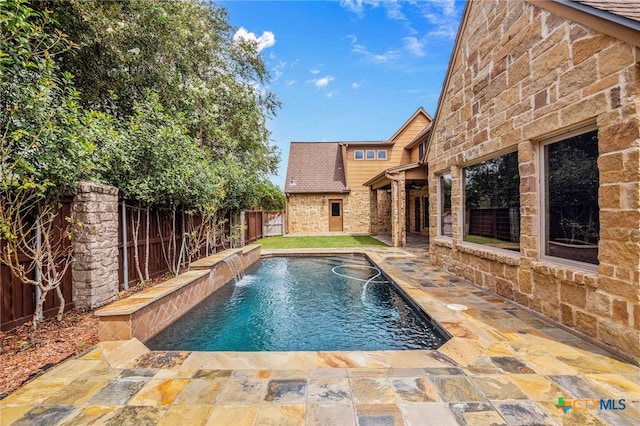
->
543, 128, 599, 265
463, 152, 520, 251
439, 174, 452, 237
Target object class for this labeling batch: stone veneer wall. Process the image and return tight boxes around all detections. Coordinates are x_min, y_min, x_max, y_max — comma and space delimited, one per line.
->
371, 189, 392, 235
287, 191, 370, 234
427, 0, 639, 361
72, 182, 119, 309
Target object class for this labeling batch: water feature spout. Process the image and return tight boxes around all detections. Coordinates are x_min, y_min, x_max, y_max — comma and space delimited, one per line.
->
224, 253, 245, 284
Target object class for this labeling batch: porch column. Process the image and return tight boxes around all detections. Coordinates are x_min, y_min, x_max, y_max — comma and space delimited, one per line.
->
370, 188, 378, 235
390, 172, 406, 247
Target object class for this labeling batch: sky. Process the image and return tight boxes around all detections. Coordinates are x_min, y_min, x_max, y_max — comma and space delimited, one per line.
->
217, 0, 464, 189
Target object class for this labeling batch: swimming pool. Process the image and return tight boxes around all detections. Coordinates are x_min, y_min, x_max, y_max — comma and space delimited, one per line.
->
147, 255, 448, 351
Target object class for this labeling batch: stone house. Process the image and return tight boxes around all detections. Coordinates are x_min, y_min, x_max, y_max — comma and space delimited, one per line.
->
426, 0, 640, 363
284, 108, 431, 242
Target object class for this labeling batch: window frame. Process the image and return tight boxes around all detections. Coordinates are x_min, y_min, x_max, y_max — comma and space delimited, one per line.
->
354, 150, 364, 160
377, 149, 387, 160
437, 173, 452, 239
538, 124, 599, 272
461, 150, 521, 252
365, 149, 376, 160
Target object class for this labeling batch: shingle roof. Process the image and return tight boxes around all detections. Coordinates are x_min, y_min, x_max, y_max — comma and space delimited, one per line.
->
284, 142, 349, 194
573, 0, 640, 24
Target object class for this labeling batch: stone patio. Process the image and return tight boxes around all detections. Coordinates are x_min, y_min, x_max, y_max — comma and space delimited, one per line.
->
1, 244, 639, 425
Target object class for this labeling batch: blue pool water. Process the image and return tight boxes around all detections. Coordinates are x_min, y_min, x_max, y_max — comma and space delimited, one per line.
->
147, 256, 448, 351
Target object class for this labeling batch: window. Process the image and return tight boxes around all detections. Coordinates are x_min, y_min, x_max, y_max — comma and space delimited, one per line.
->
354, 150, 364, 160
377, 150, 387, 160
366, 150, 375, 160
419, 141, 427, 162
331, 202, 341, 216
463, 151, 520, 251
438, 174, 452, 237
423, 196, 429, 229
543, 128, 599, 265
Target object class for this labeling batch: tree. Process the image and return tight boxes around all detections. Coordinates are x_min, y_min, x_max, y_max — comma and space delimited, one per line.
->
255, 180, 286, 211
0, 0, 95, 342
95, 93, 225, 280
41, 0, 281, 176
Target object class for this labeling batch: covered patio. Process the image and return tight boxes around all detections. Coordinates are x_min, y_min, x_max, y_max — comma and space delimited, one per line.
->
365, 163, 429, 248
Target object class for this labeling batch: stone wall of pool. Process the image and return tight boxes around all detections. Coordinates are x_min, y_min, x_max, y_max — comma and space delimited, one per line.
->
94, 244, 261, 342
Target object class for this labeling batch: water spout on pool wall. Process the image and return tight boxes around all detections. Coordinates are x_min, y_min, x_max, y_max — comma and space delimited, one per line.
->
224, 253, 245, 283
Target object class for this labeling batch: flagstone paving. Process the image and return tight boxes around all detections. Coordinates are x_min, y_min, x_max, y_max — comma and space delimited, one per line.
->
1, 241, 639, 425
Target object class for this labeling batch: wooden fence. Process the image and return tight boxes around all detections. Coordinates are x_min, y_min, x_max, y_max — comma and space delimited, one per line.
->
467, 207, 519, 242
263, 211, 286, 237
0, 198, 74, 331
245, 210, 263, 243
1, 201, 231, 331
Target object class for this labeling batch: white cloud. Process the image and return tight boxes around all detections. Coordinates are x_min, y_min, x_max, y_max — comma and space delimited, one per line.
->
404, 36, 425, 57
272, 61, 287, 82
233, 27, 276, 52
352, 82, 361, 89
326, 90, 338, 98
339, 0, 379, 15
314, 75, 335, 88
352, 42, 401, 64
417, 0, 460, 39
310, 67, 321, 75
286, 80, 296, 86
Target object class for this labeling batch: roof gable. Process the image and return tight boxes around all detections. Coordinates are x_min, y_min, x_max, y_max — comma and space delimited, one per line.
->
528, 0, 640, 46
284, 142, 349, 194
387, 107, 432, 143
426, 0, 639, 161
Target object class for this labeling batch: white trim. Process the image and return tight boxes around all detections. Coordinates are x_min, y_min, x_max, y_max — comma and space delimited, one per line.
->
365, 149, 376, 160
354, 150, 364, 160
377, 149, 387, 160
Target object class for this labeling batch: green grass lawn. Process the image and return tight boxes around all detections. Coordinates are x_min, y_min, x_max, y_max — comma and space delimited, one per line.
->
254, 235, 388, 249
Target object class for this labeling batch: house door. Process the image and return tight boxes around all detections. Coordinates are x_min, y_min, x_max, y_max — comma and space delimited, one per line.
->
415, 197, 420, 232
329, 199, 343, 231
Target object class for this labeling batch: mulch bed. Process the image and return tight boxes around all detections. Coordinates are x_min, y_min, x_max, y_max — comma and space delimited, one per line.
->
0, 277, 166, 398
0, 309, 99, 398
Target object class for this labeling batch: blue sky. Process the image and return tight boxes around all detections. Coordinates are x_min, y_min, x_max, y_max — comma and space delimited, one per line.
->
218, 0, 464, 188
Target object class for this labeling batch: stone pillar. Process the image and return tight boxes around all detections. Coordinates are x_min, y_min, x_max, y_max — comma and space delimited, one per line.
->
390, 172, 407, 247
72, 182, 119, 309
370, 188, 378, 235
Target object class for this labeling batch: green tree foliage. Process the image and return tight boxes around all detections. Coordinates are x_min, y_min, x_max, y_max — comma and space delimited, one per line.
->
41, 0, 281, 181
255, 180, 286, 211
0, 0, 94, 340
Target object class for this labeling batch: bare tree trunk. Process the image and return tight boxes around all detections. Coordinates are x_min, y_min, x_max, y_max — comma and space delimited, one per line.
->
132, 204, 144, 284
31, 284, 47, 344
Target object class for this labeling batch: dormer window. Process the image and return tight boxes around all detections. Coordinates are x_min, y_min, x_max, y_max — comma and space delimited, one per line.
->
354, 150, 364, 160
366, 150, 375, 160
377, 150, 387, 160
